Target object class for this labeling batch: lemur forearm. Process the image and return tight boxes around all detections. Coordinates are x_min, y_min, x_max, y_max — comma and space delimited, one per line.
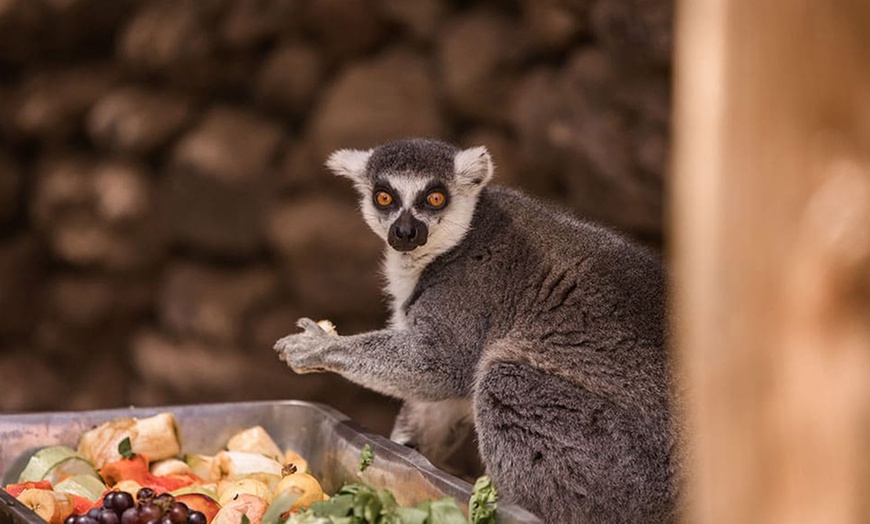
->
275, 320, 471, 401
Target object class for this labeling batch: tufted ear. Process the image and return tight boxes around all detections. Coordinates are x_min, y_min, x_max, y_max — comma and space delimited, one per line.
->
454, 146, 494, 188
326, 148, 372, 182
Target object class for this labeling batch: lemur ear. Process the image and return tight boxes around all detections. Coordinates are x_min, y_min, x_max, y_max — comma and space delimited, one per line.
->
326, 148, 372, 181
454, 146, 494, 188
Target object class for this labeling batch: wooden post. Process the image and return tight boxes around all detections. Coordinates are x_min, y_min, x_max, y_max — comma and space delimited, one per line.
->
671, 0, 870, 522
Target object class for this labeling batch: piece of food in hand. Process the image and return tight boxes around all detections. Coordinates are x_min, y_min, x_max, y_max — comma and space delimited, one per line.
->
17, 488, 75, 524
281, 450, 308, 474
316, 320, 337, 335
216, 478, 273, 506
17, 446, 100, 484
77, 413, 181, 468
174, 493, 221, 523
226, 426, 283, 463
150, 458, 193, 477
210, 494, 268, 524
272, 472, 323, 511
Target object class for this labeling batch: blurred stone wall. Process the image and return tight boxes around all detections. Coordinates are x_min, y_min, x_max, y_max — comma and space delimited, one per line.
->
0, 0, 672, 436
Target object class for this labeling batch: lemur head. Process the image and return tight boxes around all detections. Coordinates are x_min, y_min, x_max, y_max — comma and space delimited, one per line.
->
326, 138, 494, 259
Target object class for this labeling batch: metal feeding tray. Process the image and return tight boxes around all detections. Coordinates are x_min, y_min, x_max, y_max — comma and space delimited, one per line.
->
0, 400, 541, 524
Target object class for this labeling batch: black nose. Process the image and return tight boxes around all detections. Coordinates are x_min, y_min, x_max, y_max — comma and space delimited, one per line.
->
388, 210, 428, 251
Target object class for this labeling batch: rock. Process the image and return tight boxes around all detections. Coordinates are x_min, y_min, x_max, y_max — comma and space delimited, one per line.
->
519, 0, 589, 54
31, 156, 164, 270
590, 0, 673, 68
87, 87, 195, 156
165, 106, 285, 256
129, 330, 327, 403
10, 64, 116, 144
512, 49, 668, 239
46, 273, 152, 329
304, 0, 384, 61
0, 235, 44, 337
0, 152, 22, 225
0, 351, 67, 412
378, 0, 447, 43
219, 0, 299, 49
265, 194, 385, 325
437, 8, 525, 125
118, 0, 232, 90
253, 42, 325, 118
172, 105, 285, 183
158, 262, 279, 345
0, 0, 46, 64
308, 49, 446, 162
460, 129, 525, 190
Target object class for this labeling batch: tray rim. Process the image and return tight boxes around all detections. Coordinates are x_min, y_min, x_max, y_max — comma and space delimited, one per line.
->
0, 399, 542, 524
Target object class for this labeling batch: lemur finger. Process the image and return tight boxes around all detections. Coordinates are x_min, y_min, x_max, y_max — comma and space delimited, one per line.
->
296, 317, 321, 332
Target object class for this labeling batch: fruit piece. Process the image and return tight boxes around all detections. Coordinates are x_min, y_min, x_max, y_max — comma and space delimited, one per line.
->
18, 446, 100, 484
2, 480, 53, 497
184, 455, 219, 483
216, 478, 273, 506
210, 494, 267, 524
271, 472, 323, 511
17, 488, 76, 524
150, 459, 192, 477
114, 480, 144, 500
225, 427, 282, 462
214, 451, 282, 481
281, 450, 308, 474
78, 413, 181, 469
53, 474, 107, 502
173, 493, 220, 524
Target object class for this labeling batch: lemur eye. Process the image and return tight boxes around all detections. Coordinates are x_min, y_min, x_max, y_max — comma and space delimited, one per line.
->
375, 191, 393, 208
426, 191, 446, 209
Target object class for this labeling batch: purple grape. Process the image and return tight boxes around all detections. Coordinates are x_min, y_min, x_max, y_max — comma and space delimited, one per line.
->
87, 508, 102, 519
74, 516, 98, 524
186, 512, 206, 524
65, 516, 77, 524
136, 488, 155, 503
98, 509, 120, 524
121, 507, 139, 524
166, 503, 188, 524
138, 503, 162, 524
113, 492, 135, 513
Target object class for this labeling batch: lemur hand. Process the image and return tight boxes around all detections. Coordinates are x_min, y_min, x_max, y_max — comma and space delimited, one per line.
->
274, 317, 333, 374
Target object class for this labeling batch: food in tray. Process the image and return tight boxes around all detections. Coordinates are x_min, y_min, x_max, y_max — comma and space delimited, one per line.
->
3, 412, 497, 524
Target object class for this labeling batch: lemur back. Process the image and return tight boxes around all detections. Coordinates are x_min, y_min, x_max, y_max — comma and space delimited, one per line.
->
275, 139, 680, 523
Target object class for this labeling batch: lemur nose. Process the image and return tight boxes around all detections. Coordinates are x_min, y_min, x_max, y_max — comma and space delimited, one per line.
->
388, 210, 428, 251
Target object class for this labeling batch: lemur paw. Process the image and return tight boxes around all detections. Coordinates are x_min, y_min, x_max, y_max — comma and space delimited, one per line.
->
274, 317, 333, 374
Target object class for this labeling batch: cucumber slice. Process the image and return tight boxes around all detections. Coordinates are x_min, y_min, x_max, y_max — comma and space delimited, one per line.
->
54, 474, 107, 502
18, 446, 100, 484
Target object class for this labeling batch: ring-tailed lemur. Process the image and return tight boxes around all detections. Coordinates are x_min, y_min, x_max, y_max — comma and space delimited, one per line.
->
274, 138, 680, 523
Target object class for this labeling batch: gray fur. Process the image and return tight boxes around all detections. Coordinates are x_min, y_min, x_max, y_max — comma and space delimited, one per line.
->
275, 138, 679, 523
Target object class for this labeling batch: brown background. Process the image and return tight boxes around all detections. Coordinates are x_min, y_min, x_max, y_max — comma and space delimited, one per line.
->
0, 0, 671, 437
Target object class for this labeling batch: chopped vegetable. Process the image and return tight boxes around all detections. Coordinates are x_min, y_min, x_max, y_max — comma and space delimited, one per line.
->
468, 477, 497, 524
286, 484, 469, 524
358, 445, 374, 473
119, 437, 136, 459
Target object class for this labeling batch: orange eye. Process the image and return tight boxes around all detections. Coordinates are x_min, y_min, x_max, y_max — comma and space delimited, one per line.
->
375, 191, 393, 207
426, 191, 446, 208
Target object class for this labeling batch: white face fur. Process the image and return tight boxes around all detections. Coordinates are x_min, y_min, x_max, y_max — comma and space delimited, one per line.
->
327, 144, 494, 270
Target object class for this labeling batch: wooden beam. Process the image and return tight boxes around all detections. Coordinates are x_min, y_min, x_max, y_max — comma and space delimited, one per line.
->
671, 0, 870, 522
